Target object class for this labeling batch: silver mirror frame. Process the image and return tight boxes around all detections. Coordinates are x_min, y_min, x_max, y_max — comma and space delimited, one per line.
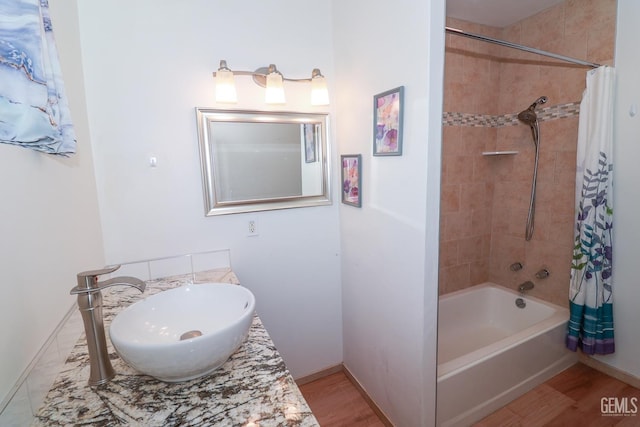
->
195, 108, 332, 216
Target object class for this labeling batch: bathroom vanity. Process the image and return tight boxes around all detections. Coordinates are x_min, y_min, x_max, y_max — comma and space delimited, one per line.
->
33, 269, 319, 426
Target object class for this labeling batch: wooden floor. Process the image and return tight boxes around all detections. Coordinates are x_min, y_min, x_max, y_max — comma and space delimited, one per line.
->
299, 371, 386, 427
299, 364, 640, 427
476, 363, 640, 426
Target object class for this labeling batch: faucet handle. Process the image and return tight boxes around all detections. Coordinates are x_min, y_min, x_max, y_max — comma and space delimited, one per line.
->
509, 262, 523, 271
535, 268, 550, 279
77, 265, 121, 278
73, 265, 121, 293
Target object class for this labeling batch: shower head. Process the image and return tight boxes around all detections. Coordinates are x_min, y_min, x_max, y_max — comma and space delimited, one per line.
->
531, 96, 548, 109
517, 96, 548, 125
517, 109, 538, 125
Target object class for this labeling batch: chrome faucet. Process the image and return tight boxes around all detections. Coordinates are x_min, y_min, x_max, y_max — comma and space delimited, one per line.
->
70, 265, 146, 386
518, 280, 535, 295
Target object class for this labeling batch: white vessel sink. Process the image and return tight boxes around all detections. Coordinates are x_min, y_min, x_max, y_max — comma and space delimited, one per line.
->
109, 283, 255, 382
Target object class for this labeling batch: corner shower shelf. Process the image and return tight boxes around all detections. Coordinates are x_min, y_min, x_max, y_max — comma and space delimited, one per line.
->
482, 151, 518, 156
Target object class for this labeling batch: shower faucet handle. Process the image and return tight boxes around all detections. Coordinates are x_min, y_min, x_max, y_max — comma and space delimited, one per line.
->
535, 269, 550, 279
509, 262, 523, 272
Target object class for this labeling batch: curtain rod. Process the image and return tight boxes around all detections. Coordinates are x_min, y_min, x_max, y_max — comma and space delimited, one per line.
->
445, 26, 601, 69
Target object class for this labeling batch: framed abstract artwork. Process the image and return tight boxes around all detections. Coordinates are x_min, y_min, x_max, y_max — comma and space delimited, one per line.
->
341, 154, 362, 207
373, 86, 404, 156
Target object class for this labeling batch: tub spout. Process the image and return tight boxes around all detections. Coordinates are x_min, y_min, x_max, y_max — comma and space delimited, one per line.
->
518, 280, 535, 295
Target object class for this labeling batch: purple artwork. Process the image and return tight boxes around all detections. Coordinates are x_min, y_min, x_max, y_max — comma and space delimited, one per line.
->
373, 86, 404, 156
341, 154, 361, 207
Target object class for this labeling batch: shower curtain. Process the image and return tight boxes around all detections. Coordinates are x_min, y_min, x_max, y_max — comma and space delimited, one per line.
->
566, 66, 615, 355
0, 0, 76, 155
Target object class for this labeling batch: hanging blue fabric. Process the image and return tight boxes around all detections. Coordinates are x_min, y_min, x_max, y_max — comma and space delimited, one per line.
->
0, 0, 76, 155
566, 66, 615, 355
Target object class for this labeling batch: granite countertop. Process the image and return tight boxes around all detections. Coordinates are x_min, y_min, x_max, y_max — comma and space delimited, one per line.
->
33, 269, 319, 426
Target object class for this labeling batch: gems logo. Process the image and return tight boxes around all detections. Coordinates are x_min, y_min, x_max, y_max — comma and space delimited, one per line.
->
601, 397, 638, 416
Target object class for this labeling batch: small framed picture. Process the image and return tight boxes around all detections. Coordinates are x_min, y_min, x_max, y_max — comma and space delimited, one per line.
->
341, 154, 362, 207
303, 123, 316, 163
373, 86, 404, 156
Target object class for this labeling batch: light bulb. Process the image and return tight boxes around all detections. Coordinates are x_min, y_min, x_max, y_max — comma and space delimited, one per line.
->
215, 60, 237, 103
265, 70, 286, 104
311, 71, 329, 106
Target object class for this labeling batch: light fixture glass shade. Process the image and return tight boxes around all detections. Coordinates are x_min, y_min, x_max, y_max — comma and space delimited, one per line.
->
311, 75, 329, 106
215, 68, 237, 103
265, 72, 286, 104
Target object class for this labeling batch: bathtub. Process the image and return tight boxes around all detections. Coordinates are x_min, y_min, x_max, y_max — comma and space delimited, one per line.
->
436, 283, 577, 426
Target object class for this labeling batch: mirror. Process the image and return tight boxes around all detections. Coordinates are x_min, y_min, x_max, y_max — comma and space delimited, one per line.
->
195, 109, 331, 215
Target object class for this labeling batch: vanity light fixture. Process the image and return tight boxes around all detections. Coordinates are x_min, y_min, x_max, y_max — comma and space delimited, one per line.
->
214, 60, 237, 103
310, 68, 329, 106
213, 59, 329, 106
264, 64, 286, 104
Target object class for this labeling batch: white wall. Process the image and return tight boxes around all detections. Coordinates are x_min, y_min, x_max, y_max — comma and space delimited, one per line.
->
75, 0, 342, 379
332, 0, 443, 425
598, 0, 640, 379
0, 0, 105, 407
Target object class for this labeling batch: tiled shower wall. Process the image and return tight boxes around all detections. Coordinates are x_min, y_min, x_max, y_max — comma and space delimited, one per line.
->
440, 0, 617, 307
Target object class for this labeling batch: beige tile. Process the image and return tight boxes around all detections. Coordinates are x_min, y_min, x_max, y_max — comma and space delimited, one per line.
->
444, 155, 475, 184
441, 184, 461, 214
490, 234, 526, 273
446, 82, 475, 113
521, 3, 565, 51
458, 234, 491, 263
461, 182, 491, 211
473, 155, 492, 181
460, 127, 494, 154
496, 125, 530, 150
554, 31, 588, 62
493, 180, 530, 212
554, 150, 577, 182
444, 52, 464, 86
470, 259, 490, 285
565, 0, 617, 43
490, 155, 516, 182
472, 207, 493, 234
501, 22, 522, 47
509, 149, 538, 183
439, 240, 458, 268
442, 210, 473, 241
539, 118, 579, 152
440, 264, 471, 294
463, 56, 492, 89
442, 126, 462, 157
535, 149, 557, 183
587, 21, 616, 64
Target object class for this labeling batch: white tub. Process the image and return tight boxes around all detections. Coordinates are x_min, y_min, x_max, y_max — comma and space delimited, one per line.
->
436, 283, 577, 426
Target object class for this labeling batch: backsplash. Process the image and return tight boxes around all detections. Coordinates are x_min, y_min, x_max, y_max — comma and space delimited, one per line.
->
0, 249, 231, 426
442, 102, 581, 127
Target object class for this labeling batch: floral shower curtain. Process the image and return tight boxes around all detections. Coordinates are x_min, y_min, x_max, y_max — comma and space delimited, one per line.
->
566, 66, 615, 355
0, 0, 76, 155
